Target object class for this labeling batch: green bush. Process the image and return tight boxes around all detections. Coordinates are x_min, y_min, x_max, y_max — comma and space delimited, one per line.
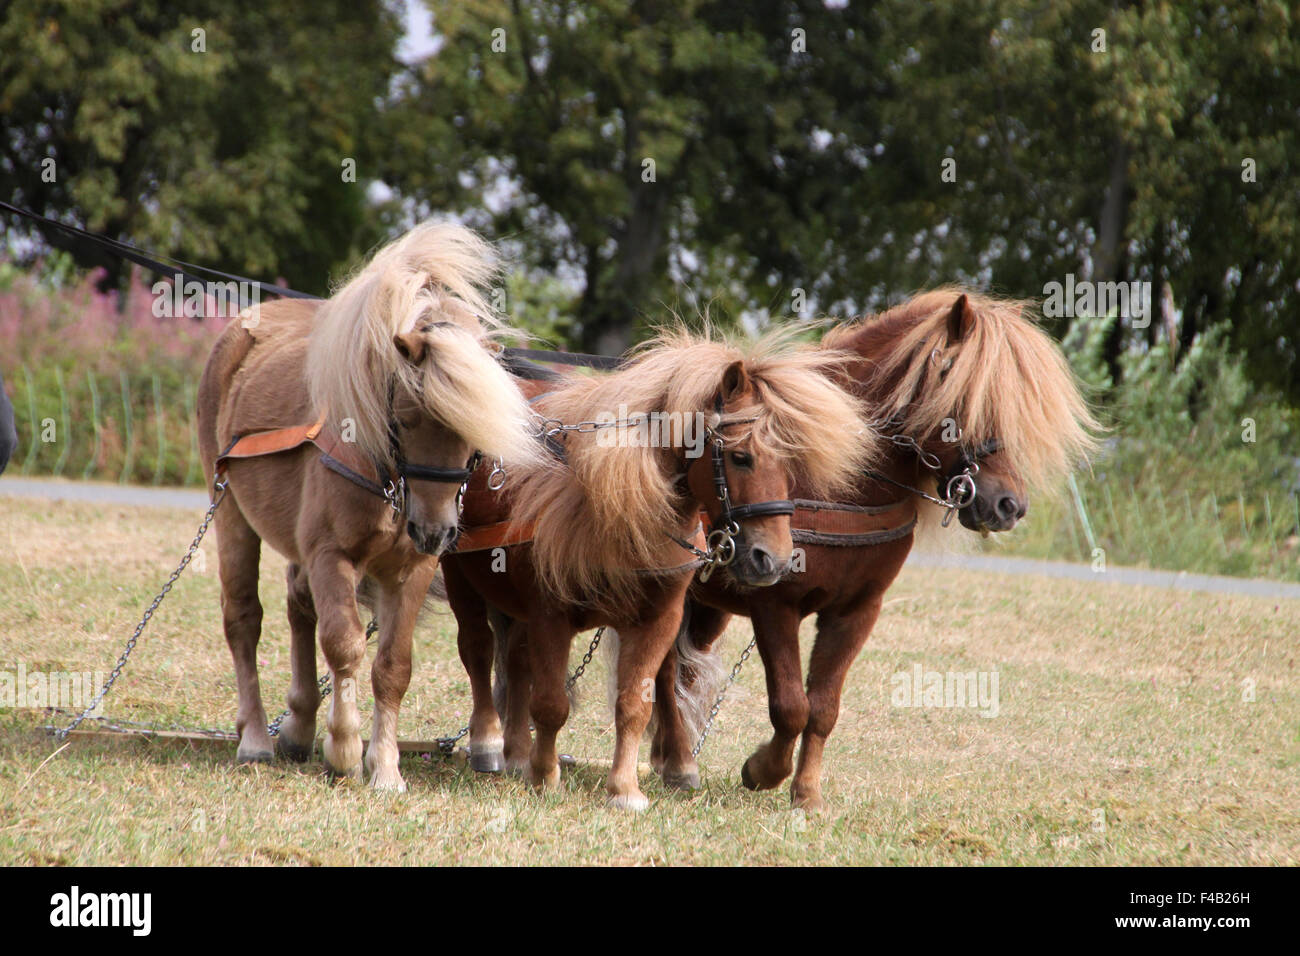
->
988, 313, 1300, 581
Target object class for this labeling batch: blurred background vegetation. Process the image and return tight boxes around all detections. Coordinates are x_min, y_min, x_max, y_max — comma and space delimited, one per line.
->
2, 0, 1297, 577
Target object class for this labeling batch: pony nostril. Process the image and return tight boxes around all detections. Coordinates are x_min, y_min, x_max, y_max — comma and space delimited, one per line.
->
995, 495, 1019, 520
751, 547, 776, 577
407, 520, 420, 542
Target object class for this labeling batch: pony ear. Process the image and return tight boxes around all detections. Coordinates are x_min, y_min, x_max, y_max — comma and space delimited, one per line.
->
719, 360, 750, 403
393, 330, 428, 365
946, 293, 974, 343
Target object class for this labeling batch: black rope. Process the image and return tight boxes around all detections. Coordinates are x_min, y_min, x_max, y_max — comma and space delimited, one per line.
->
1, 200, 625, 368
0, 199, 318, 299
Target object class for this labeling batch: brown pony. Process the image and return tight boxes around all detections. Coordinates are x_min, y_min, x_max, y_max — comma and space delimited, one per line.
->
196, 222, 539, 790
650, 290, 1100, 811
441, 329, 878, 809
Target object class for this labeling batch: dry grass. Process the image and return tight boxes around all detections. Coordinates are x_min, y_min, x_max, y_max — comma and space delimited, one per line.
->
1, 496, 1297, 865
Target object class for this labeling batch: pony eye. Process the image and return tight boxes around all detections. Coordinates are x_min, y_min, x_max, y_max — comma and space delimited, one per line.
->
730, 451, 753, 468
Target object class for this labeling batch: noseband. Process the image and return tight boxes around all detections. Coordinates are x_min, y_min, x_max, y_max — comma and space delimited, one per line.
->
379, 383, 483, 519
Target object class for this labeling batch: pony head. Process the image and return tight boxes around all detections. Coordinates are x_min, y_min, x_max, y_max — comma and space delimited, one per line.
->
305, 221, 539, 554
517, 326, 878, 608
828, 288, 1100, 534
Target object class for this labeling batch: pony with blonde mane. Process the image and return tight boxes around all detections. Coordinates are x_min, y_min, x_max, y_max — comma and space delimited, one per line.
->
651, 289, 1100, 810
440, 327, 877, 809
198, 221, 538, 791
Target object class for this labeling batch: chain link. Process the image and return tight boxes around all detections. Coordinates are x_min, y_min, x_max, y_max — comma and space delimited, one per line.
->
52, 476, 230, 741
50, 479, 606, 757
566, 626, 605, 692
691, 635, 757, 757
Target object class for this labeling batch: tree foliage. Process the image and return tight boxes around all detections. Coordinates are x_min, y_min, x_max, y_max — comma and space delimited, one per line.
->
1, 0, 403, 293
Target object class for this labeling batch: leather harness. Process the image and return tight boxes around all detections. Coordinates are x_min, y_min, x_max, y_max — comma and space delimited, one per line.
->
214, 414, 479, 514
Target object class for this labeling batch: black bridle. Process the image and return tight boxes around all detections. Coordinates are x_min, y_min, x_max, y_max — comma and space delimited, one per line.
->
377, 379, 484, 518
688, 399, 796, 580
866, 419, 1003, 527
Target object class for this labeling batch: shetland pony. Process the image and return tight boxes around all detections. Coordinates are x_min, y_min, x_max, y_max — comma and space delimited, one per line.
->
197, 222, 539, 791
651, 290, 1100, 810
441, 330, 878, 809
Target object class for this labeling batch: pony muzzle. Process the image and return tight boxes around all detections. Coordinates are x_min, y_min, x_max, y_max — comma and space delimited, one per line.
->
727, 534, 792, 587
406, 520, 458, 555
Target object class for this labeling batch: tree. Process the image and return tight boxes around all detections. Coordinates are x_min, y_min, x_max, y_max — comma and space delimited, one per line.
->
0, 0, 404, 293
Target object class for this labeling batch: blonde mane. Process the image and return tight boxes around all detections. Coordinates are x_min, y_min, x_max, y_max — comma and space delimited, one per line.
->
826, 287, 1099, 496
304, 221, 538, 469
515, 326, 878, 608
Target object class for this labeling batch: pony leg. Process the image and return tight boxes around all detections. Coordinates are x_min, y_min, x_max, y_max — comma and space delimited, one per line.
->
215, 502, 272, 764
652, 600, 730, 790
525, 617, 573, 795
443, 562, 504, 773
741, 602, 808, 792
308, 551, 366, 781
501, 618, 533, 776
276, 563, 320, 762
607, 606, 686, 811
365, 564, 435, 792
790, 595, 882, 812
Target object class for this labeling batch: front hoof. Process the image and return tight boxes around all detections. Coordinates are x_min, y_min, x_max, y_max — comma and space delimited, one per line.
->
470, 748, 505, 773
792, 792, 827, 814
369, 772, 408, 793
662, 768, 701, 791
607, 791, 650, 812
504, 757, 530, 778
236, 745, 274, 765
323, 733, 363, 780
530, 764, 562, 793
325, 764, 362, 785
275, 736, 314, 763
740, 757, 760, 791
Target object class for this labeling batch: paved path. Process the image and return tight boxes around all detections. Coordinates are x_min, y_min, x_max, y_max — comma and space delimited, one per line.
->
4, 476, 1299, 600
907, 551, 1300, 600
0, 476, 210, 510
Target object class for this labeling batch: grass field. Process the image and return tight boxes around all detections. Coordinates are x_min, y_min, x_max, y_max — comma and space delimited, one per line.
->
1, 495, 1297, 866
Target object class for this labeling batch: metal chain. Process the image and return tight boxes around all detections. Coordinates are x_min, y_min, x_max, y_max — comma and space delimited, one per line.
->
51, 478, 606, 756
53, 476, 230, 741
566, 626, 605, 692
691, 635, 757, 757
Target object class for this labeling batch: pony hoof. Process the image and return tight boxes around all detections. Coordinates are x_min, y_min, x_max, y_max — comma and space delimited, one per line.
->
470, 749, 505, 773
236, 747, 274, 765
740, 759, 760, 791
369, 774, 408, 794
559, 753, 577, 768
792, 793, 827, 814
325, 764, 362, 785
607, 792, 650, 812
275, 737, 314, 763
663, 769, 701, 791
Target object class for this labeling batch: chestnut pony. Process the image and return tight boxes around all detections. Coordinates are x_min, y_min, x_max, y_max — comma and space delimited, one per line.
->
197, 222, 538, 791
650, 290, 1099, 811
440, 330, 877, 809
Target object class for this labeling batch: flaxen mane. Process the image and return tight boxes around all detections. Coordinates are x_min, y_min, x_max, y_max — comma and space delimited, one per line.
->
303, 221, 538, 468
515, 327, 878, 608
826, 287, 1099, 495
